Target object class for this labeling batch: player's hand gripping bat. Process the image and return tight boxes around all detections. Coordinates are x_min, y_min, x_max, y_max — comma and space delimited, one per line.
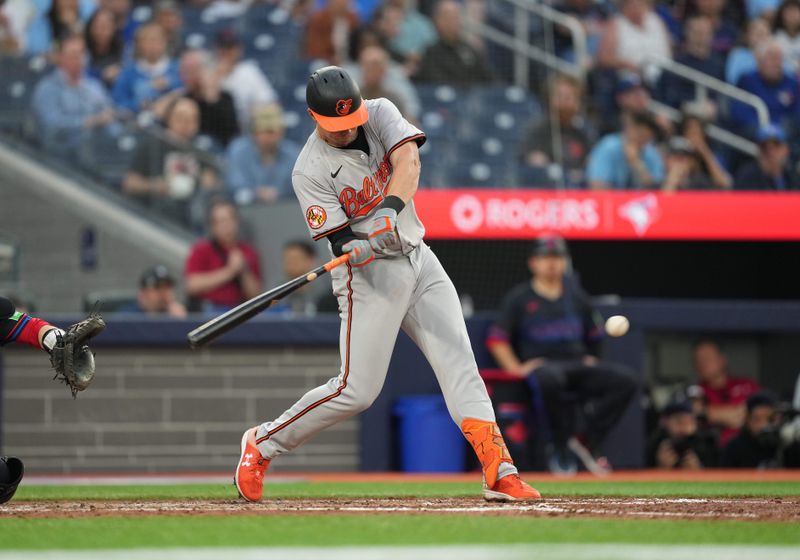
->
187, 253, 350, 348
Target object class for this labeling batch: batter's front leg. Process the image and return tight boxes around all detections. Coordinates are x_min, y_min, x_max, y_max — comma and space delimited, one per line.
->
255, 259, 414, 460
401, 246, 539, 500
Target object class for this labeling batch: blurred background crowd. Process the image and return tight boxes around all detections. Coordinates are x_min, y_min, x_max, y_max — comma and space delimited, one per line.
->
1, 0, 800, 230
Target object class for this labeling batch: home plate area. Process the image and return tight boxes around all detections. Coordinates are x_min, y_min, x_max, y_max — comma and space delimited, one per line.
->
3, 497, 799, 521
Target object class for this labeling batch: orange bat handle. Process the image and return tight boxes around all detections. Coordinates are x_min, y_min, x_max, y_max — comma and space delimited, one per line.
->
323, 253, 351, 272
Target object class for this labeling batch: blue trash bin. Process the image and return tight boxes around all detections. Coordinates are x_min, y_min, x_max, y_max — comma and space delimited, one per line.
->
393, 395, 466, 472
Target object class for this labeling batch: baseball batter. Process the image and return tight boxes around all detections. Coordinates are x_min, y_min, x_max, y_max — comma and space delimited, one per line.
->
235, 67, 540, 502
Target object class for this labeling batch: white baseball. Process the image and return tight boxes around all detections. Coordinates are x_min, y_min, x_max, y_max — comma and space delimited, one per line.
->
605, 315, 630, 337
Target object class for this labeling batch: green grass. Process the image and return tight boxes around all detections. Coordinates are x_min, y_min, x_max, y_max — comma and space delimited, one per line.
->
3, 480, 800, 550
13, 480, 800, 501
1, 516, 799, 550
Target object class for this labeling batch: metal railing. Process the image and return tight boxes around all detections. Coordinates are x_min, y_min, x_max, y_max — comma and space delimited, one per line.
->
464, 0, 589, 85
643, 55, 771, 128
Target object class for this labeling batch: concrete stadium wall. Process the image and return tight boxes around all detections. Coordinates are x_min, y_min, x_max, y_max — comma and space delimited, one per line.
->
0, 144, 191, 313
1, 344, 356, 474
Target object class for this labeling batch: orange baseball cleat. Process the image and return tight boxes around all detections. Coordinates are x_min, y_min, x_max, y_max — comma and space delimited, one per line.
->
461, 418, 514, 489
484, 473, 542, 502
234, 427, 270, 502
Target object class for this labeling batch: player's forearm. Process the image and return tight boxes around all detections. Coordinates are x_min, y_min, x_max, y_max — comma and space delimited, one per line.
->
185, 268, 237, 295
240, 270, 262, 300
488, 341, 523, 375
0, 307, 55, 351
707, 404, 746, 428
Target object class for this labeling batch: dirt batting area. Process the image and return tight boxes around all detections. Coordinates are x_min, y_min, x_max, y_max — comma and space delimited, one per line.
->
2, 496, 799, 522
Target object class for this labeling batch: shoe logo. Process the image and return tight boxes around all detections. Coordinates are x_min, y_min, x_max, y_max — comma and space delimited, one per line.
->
242, 452, 253, 467
331, 165, 343, 178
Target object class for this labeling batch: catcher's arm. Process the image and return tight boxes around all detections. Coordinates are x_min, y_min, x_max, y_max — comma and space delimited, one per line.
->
0, 296, 61, 350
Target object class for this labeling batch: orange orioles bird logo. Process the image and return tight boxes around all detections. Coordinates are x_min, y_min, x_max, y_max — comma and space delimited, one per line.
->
306, 205, 327, 229
335, 99, 353, 116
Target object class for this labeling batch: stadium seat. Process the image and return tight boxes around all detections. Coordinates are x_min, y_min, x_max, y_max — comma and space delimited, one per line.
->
416, 84, 469, 128
441, 159, 511, 188
79, 131, 139, 187
0, 56, 49, 133
515, 164, 560, 189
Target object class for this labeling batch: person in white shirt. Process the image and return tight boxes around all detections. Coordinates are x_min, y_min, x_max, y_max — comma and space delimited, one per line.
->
213, 28, 278, 132
0, 0, 34, 54
597, 0, 672, 71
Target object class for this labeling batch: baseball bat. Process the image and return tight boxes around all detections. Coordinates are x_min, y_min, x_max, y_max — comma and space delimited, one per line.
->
187, 253, 350, 348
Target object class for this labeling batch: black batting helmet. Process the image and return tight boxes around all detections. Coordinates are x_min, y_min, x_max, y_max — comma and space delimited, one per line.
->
306, 66, 369, 132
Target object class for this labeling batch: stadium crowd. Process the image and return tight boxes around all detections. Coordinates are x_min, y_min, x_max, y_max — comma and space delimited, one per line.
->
1, 0, 800, 228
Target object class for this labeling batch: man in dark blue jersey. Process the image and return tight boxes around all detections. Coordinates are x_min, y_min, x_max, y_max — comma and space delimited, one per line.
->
486, 235, 637, 475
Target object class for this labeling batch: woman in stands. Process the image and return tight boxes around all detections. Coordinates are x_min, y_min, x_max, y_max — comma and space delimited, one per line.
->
84, 7, 124, 88
774, 0, 800, 73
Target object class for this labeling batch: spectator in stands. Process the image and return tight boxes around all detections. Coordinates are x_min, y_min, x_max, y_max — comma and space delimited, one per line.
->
345, 32, 421, 119
185, 198, 262, 312
0, 0, 33, 54
123, 97, 220, 224
214, 28, 278, 132
734, 124, 800, 189
587, 112, 664, 190
521, 74, 593, 188
356, 45, 414, 118
647, 401, 719, 469
152, 0, 183, 58
386, 0, 437, 63
154, 49, 240, 147
487, 235, 637, 475
31, 34, 116, 158
693, 339, 761, 447
225, 104, 300, 205
726, 17, 774, 85
24, 0, 94, 54
370, 1, 405, 61
112, 22, 181, 114
774, 0, 800, 73
47, 0, 86, 45
722, 392, 782, 467
280, 240, 338, 316
661, 136, 726, 191
598, 72, 671, 137
554, 0, 610, 60
685, 0, 739, 56
84, 8, 123, 88
304, 0, 360, 65
677, 105, 733, 189
414, 0, 492, 86
104, 0, 135, 46
730, 40, 800, 137
119, 265, 188, 317
660, 16, 725, 110
596, 0, 671, 72
747, 0, 781, 19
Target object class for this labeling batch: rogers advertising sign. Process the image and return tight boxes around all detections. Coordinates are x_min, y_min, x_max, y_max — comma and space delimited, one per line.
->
415, 190, 800, 240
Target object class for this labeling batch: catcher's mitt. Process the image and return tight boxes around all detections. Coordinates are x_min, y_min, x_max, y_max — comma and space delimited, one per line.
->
50, 312, 106, 398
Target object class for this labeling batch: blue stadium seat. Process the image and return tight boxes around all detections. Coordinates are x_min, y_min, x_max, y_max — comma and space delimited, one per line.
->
467, 85, 541, 117
79, 131, 139, 187
0, 56, 49, 133
515, 164, 560, 189
441, 160, 511, 188
454, 137, 515, 166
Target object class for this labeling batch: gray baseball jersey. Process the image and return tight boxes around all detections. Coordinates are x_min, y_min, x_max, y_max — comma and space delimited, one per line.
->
254, 99, 513, 481
292, 98, 426, 257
